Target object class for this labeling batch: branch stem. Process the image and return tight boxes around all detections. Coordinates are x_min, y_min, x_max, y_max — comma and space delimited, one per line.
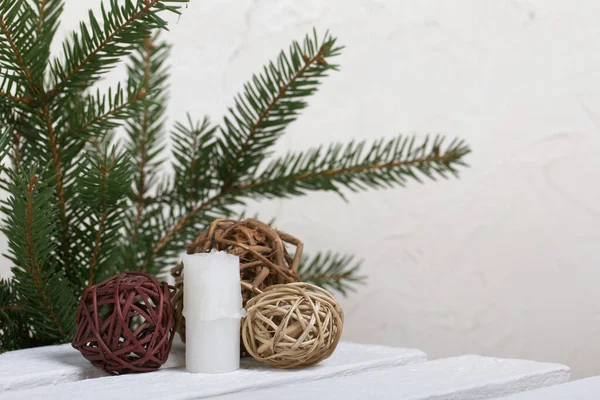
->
234, 152, 458, 191
0, 17, 35, 89
37, 0, 46, 34
0, 90, 36, 106
42, 104, 70, 266
132, 39, 153, 251
0, 305, 23, 311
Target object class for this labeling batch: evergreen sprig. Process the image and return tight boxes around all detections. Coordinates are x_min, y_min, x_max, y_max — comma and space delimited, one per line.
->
234, 135, 470, 200
1, 167, 76, 344
49, 0, 187, 99
217, 30, 342, 186
299, 252, 365, 296
0, 278, 44, 352
65, 82, 146, 139
122, 35, 175, 275
0, 0, 39, 101
74, 149, 133, 288
171, 116, 218, 208
0, 0, 471, 350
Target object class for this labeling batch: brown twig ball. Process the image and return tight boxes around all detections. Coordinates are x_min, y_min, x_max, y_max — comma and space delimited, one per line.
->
241, 282, 344, 369
171, 218, 303, 343
71, 272, 175, 375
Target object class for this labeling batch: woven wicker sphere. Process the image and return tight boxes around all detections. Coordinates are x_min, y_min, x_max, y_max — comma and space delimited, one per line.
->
171, 218, 303, 342
241, 282, 344, 369
71, 272, 175, 375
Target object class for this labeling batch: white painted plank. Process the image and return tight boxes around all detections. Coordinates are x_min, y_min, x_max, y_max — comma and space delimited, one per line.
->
211, 356, 571, 400
493, 376, 600, 399
0, 337, 185, 392
0, 341, 426, 399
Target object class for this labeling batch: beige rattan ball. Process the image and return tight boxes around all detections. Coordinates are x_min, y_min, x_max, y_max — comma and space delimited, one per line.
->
170, 218, 304, 343
241, 282, 344, 369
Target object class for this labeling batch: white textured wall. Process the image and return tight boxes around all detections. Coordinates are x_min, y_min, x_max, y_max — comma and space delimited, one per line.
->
2, 0, 600, 379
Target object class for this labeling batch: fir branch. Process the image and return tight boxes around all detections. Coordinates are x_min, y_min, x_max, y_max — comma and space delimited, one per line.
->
65, 84, 146, 138
49, 0, 188, 99
140, 187, 241, 274
146, 192, 226, 266
34, 0, 62, 67
35, 0, 63, 37
299, 252, 365, 295
134, 112, 218, 272
229, 46, 324, 168
232, 135, 471, 199
0, 0, 57, 166
0, 279, 37, 352
0, 11, 35, 90
24, 174, 66, 337
151, 137, 468, 272
216, 30, 342, 186
125, 36, 169, 241
120, 34, 171, 273
145, 31, 344, 267
171, 115, 217, 206
0, 0, 60, 95
1, 168, 75, 341
75, 149, 133, 286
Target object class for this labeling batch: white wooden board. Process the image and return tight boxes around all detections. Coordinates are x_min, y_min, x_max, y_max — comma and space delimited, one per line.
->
0, 337, 185, 392
0, 341, 426, 399
493, 376, 600, 399
211, 355, 571, 400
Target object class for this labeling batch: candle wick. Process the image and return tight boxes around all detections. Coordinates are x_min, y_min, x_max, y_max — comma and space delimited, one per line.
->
211, 235, 217, 252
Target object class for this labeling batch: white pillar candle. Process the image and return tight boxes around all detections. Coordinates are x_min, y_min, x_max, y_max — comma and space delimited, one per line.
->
183, 251, 245, 373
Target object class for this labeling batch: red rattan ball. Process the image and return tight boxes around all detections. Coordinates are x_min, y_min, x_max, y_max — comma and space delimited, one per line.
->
72, 272, 175, 375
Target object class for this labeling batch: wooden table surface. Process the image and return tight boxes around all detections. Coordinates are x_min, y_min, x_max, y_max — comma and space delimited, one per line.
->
0, 339, 578, 400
